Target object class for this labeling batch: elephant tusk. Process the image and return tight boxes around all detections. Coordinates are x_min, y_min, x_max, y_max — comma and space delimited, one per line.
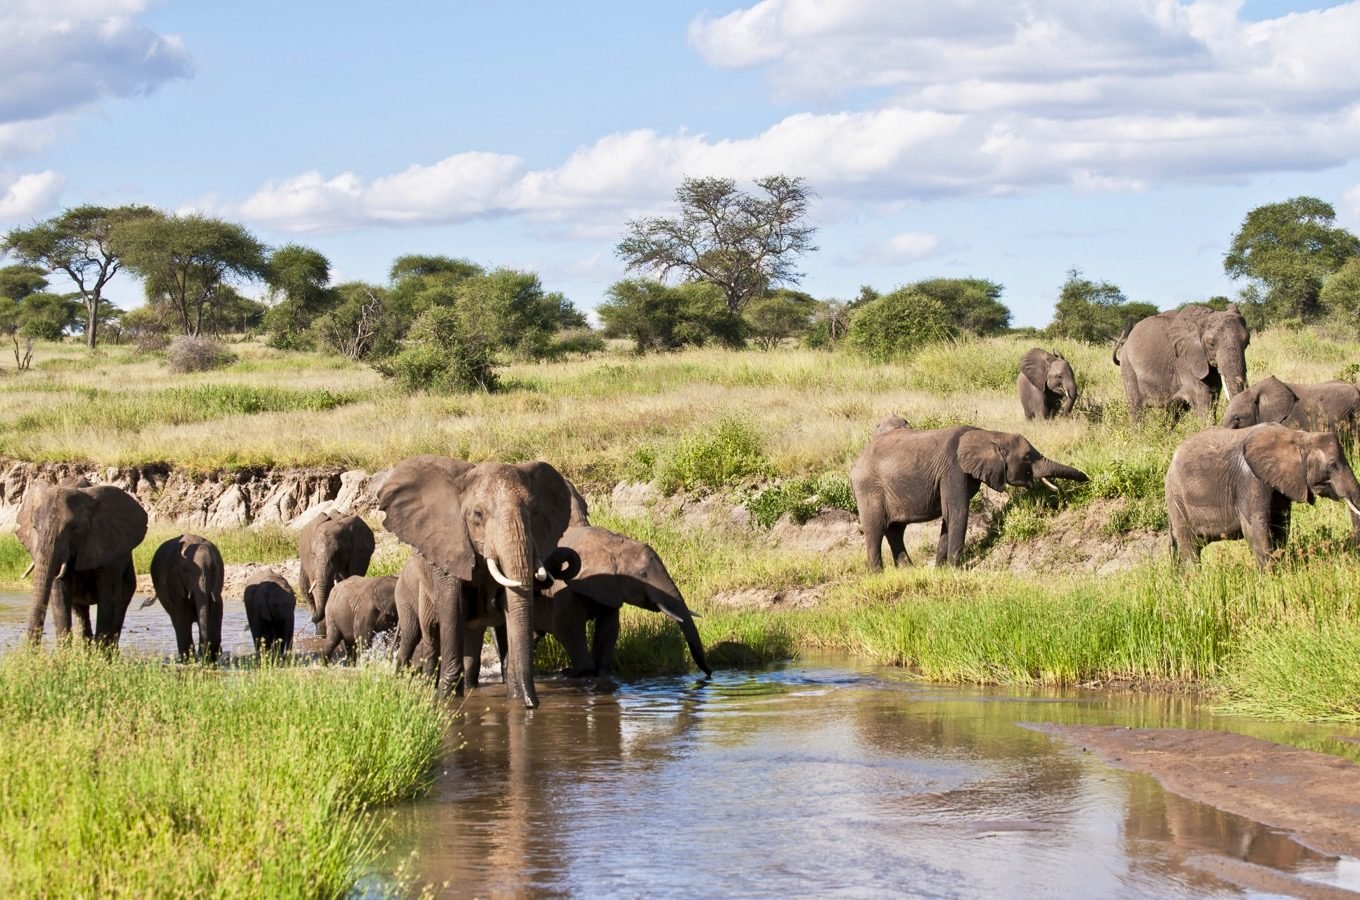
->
55, 561, 67, 580
1041, 478, 1061, 493
21, 561, 33, 579
487, 557, 523, 589
535, 564, 548, 582
1346, 498, 1360, 518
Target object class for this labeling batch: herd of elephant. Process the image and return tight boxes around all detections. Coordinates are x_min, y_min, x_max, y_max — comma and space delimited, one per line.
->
16, 463, 711, 709
854, 302, 1360, 572
16, 303, 1360, 708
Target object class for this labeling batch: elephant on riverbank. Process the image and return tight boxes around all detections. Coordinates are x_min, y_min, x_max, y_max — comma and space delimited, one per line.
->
320, 574, 399, 664
147, 533, 224, 662
1222, 376, 1360, 438
18, 478, 147, 646
377, 456, 573, 706
1165, 423, 1360, 568
243, 569, 296, 657
851, 425, 1088, 570
298, 511, 374, 637
1018, 348, 1077, 420
1112, 304, 1249, 423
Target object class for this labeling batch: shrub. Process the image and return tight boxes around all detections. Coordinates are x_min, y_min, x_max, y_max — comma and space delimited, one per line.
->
658, 418, 773, 493
846, 290, 957, 360
377, 306, 499, 394
748, 472, 858, 528
165, 335, 235, 373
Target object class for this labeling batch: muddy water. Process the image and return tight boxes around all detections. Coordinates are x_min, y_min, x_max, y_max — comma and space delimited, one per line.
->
4, 593, 1360, 898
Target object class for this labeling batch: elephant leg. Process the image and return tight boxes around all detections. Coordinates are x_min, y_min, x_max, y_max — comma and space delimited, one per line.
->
1121, 367, 1144, 424
1242, 511, 1277, 570
941, 488, 971, 567
592, 606, 621, 677
551, 588, 597, 676
492, 624, 509, 684
395, 621, 421, 671
73, 604, 93, 641
884, 522, 910, 568
345, 638, 359, 665
860, 510, 887, 572
198, 595, 222, 663
462, 627, 485, 689
434, 573, 465, 697
319, 628, 342, 665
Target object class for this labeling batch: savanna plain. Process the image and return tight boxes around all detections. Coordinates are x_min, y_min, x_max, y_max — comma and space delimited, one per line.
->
4, 329, 1360, 896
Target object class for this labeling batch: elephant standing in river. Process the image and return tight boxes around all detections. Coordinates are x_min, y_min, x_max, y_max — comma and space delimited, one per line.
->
1165, 423, 1360, 568
1113, 304, 1249, 423
377, 456, 573, 706
147, 533, 225, 662
1222, 375, 1360, 437
320, 574, 399, 664
1017, 348, 1077, 420
297, 511, 375, 637
243, 569, 296, 657
18, 478, 147, 646
851, 426, 1088, 570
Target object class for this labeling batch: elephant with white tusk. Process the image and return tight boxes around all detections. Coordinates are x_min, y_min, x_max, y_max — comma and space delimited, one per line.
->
1113, 303, 1249, 424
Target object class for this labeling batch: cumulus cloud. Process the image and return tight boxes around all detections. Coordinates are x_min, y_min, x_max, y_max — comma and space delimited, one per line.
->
855, 231, 947, 265
1340, 183, 1360, 231
0, 171, 66, 221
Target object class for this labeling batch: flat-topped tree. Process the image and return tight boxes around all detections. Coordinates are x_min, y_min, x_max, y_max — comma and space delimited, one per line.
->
1, 205, 156, 348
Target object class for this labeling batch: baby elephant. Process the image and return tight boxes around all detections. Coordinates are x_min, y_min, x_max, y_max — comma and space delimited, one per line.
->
1165, 423, 1360, 568
1017, 348, 1077, 420
147, 534, 225, 662
243, 569, 297, 657
1221, 375, 1360, 437
320, 574, 399, 664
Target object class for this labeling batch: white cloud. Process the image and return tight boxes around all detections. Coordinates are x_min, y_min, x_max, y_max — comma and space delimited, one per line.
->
1340, 183, 1360, 231
0, 171, 66, 221
857, 230, 946, 265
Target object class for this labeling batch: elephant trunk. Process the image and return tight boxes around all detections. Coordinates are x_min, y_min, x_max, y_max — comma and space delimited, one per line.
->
25, 532, 69, 643
310, 534, 335, 626
678, 616, 713, 678
1034, 458, 1088, 484
492, 515, 539, 709
1219, 351, 1248, 397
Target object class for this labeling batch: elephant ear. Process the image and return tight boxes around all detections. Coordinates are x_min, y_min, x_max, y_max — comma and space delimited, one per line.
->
1244, 426, 1310, 503
565, 479, 590, 527
517, 461, 572, 553
1170, 311, 1210, 380
15, 481, 51, 555
377, 456, 477, 580
957, 429, 1008, 492
75, 486, 148, 570
347, 516, 376, 572
561, 526, 627, 611
1253, 376, 1297, 424
1019, 349, 1050, 392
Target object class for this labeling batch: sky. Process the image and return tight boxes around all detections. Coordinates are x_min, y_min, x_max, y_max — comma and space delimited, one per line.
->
2, 0, 1360, 328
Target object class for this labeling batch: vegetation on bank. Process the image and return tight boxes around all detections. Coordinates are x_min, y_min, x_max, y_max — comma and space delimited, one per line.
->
0, 648, 447, 898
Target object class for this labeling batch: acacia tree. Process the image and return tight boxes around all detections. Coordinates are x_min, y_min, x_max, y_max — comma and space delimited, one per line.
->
263, 244, 333, 347
1224, 196, 1360, 322
617, 175, 817, 316
1, 204, 156, 348
113, 213, 268, 337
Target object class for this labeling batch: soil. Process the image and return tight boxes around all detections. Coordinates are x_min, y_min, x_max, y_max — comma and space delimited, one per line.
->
1036, 724, 1360, 896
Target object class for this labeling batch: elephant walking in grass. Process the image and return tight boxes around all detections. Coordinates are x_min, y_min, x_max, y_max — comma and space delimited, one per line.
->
297, 511, 375, 637
18, 478, 147, 647
320, 575, 399, 664
1222, 376, 1360, 437
1165, 423, 1360, 568
1113, 304, 1250, 423
851, 426, 1088, 570
1017, 348, 1077, 420
147, 533, 225, 662
243, 569, 296, 657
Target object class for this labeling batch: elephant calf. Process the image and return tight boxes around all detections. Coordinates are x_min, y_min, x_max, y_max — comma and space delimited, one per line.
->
148, 533, 225, 662
1165, 423, 1360, 568
1017, 348, 1077, 420
320, 574, 399, 664
298, 511, 375, 637
1222, 375, 1360, 437
243, 569, 297, 657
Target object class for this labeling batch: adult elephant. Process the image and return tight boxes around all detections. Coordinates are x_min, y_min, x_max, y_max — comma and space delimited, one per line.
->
1112, 304, 1249, 423
18, 478, 147, 646
320, 575, 399, 664
1165, 423, 1360, 568
1017, 348, 1077, 420
1221, 375, 1360, 437
377, 455, 573, 707
851, 426, 1088, 570
243, 569, 296, 657
297, 511, 375, 637
146, 533, 225, 662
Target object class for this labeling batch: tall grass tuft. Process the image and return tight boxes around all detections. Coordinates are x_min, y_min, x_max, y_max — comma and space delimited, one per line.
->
0, 648, 448, 897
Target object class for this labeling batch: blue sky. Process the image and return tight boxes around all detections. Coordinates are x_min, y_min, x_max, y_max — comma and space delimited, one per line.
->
2, 0, 1359, 327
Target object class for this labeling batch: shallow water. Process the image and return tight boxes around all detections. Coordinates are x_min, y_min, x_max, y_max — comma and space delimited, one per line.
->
4, 592, 1359, 897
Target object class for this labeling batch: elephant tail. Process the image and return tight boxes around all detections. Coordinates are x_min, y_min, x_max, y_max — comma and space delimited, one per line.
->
139, 594, 159, 610
1111, 319, 1134, 366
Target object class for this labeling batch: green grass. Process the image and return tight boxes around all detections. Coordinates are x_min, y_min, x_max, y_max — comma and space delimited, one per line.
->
0, 647, 448, 898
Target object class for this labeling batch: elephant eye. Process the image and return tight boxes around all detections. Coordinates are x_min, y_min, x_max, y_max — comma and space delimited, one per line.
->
469, 508, 485, 526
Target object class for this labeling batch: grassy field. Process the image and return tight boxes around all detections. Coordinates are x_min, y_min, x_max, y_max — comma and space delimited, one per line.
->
4, 330, 1360, 722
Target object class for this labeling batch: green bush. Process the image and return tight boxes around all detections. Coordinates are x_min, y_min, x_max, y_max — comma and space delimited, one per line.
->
846, 290, 957, 360
748, 472, 858, 528
377, 306, 498, 393
658, 418, 773, 493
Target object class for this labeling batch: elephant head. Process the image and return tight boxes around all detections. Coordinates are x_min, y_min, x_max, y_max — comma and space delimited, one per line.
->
378, 456, 572, 707
300, 512, 375, 629
1222, 375, 1295, 429
18, 480, 147, 643
956, 429, 1089, 493
873, 414, 912, 436
1020, 349, 1077, 416
1170, 304, 1250, 398
1244, 426, 1360, 514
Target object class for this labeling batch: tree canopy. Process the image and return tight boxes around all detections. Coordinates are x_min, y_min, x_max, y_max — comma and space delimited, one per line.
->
1224, 196, 1360, 322
263, 244, 333, 348
1047, 268, 1158, 343
904, 277, 1011, 336
617, 175, 817, 316
846, 290, 958, 360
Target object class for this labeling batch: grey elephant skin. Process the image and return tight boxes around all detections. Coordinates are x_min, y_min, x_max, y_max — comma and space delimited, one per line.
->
243, 569, 296, 657
321, 574, 399, 664
18, 478, 147, 646
148, 533, 225, 661
851, 426, 1088, 570
1112, 304, 1249, 423
1222, 375, 1360, 437
378, 455, 572, 707
297, 511, 375, 637
1018, 348, 1077, 420
1165, 423, 1360, 568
